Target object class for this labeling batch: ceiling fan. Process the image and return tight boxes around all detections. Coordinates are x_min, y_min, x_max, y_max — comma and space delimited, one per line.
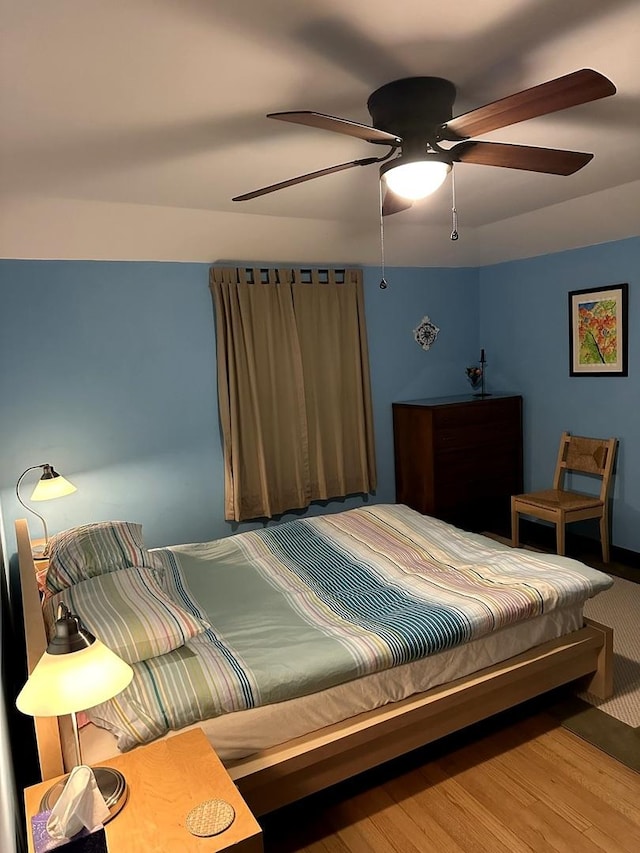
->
233, 69, 616, 216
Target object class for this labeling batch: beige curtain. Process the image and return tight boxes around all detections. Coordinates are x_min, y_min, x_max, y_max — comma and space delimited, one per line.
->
210, 267, 377, 521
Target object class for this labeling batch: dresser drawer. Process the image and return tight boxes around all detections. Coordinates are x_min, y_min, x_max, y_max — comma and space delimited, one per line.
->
434, 449, 520, 494
434, 422, 519, 452
433, 398, 520, 429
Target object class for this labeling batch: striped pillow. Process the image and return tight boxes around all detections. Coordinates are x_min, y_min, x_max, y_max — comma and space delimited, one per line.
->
44, 566, 209, 665
46, 521, 151, 595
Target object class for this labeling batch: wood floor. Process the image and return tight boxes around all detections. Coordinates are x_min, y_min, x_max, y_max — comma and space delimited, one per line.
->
260, 704, 640, 853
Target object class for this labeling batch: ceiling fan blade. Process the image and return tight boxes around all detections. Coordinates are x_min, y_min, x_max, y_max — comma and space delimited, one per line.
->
441, 69, 616, 141
382, 189, 413, 216
451, 141, 593, 175
233, 157, 380, 201
268, 111, 401, 145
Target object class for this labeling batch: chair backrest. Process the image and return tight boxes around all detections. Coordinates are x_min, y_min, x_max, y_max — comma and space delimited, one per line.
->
552, 431, 618, 502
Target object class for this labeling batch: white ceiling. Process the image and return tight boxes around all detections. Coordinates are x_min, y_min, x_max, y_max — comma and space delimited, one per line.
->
1, 0, 639, 266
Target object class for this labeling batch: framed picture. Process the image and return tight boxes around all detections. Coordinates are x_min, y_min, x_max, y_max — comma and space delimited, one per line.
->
568, 283, 628, 376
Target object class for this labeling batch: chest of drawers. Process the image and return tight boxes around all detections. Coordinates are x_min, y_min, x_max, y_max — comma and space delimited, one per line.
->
392, 394, 523, 532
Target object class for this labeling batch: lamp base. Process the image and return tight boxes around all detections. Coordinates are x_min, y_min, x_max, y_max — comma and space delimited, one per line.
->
39, 766, 128, 823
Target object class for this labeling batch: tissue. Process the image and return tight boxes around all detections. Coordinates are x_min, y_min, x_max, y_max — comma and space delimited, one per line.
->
31, 766, 110, 851
47, 765, 110, 840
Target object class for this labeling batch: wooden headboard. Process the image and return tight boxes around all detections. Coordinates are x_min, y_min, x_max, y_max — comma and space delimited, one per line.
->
16, 518, 65, 780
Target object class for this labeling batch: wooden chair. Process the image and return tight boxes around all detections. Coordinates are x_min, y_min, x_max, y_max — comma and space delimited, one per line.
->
511, 431, 618, 562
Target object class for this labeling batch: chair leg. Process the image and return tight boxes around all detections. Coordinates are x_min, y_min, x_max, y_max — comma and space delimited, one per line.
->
599, 513, 610, 563
511, 500, 519, 548
556, 521, 565, 556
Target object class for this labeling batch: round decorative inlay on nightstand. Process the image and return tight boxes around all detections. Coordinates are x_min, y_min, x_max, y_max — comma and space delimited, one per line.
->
186, 798, 235, 837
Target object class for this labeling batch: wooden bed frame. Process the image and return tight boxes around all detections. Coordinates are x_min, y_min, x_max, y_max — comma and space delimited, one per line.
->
16, 517, 614, 816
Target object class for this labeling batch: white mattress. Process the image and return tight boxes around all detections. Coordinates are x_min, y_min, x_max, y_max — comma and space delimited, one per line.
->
75, 603, 584, 767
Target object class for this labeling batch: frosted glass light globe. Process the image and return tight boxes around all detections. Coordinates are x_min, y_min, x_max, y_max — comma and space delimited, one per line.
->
384, 160, 451, 200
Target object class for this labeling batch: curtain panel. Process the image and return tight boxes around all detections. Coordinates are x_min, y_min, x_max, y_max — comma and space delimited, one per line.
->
210, 267, 377, 522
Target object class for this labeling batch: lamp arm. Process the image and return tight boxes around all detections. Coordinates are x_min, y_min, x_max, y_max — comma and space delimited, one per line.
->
70, 710, 82, 767
16, 465, 49, 544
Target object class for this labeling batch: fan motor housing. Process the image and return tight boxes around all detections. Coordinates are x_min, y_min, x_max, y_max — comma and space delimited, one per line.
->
367, 77, 457, 144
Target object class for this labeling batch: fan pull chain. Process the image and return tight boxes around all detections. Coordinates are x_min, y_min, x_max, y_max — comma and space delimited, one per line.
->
379, 182, 388, 289
450, 168, 459, 241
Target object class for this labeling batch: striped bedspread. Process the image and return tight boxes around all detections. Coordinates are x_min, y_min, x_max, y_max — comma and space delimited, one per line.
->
88, 504, 612, 750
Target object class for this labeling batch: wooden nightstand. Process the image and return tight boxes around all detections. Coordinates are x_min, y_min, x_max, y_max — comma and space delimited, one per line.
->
29, 537, 49, 597
24, 729, 263, 852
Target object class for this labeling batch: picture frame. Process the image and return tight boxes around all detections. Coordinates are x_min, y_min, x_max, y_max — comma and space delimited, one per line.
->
568, 283, 628, 377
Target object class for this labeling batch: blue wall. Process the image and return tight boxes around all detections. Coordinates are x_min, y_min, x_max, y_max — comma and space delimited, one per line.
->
0, 260, 478, 554
1, 241, 637, 557
479, 236, 639, 551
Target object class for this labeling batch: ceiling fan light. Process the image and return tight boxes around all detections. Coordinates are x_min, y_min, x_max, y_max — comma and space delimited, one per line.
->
383, 159, 451, 200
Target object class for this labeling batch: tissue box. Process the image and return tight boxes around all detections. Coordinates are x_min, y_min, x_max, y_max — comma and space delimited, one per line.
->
31, 811, 108, 853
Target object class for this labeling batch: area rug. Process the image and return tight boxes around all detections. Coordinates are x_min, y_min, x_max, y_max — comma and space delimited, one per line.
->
484, 533, 640, 724
555, 575, 640, 773
580, 575, 640, 727
483, 533, 640, 771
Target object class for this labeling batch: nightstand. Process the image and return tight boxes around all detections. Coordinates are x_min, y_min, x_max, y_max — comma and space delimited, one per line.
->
29, 536, 49, 590
24, 729, 263, 852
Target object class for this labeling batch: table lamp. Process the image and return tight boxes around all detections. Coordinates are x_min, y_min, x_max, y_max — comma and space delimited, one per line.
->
16, 464, 77, 558
16, 603, 134, 820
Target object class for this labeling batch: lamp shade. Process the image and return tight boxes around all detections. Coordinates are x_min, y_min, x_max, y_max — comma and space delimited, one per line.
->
16, 607, 133, 717
381, 157, 451, 200
17, 641, 133, 717
30, 465, 77, 501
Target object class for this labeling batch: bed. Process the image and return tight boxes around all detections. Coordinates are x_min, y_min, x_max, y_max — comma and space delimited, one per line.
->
17, 504, 614, 816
